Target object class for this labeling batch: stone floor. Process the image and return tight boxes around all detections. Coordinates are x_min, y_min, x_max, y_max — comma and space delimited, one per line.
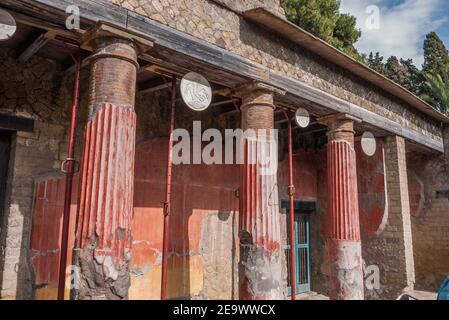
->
294, 290, 437, 300
295, 292, 329, 300
400, 291, 437, 300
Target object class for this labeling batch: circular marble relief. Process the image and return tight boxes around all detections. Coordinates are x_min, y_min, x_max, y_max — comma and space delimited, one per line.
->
295, 107, 310, 128
361, 131, 377, 157
0, 10, 16, 41
180, 72, 212, 112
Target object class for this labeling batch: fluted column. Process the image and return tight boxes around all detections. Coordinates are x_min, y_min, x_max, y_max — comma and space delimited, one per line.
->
320, 114, 364, 300
238, 83, 282, 300
74, 36, 138, 300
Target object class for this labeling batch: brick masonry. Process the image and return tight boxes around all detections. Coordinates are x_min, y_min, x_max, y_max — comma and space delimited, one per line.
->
74, 37, 138, 300
406, 126, 449, 290
109, 0, 442, 143
362, 136, 415, 300
1, 0, 448, 300
0, 48, 76, 299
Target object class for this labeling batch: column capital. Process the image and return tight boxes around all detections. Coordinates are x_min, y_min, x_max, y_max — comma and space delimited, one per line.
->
85, 24, 142, 111
234, 81, 286, 98
317, 113, 362, 127
318, 113, 361, 145
81, 22, 153, 58
215, 81, 286, 100
237, 82, 281, 131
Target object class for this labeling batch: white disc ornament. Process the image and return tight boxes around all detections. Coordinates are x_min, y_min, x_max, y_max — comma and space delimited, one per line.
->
295, 108, 310, 128
361, 131, 377, 156
0, 10, 16, 41
180, 72, 212, 112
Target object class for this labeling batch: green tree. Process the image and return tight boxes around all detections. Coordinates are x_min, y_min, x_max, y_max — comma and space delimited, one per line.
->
367, 52, 385, 74
421, 66, 449, 113
421, 32, 449, 103
383, 56, 421, 94
281, 0, 361, 58
422, 32, 449, 75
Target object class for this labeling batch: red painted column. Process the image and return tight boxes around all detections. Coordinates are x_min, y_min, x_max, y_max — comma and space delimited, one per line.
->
238, 83, 281, 300
74, 37, 138, 300
320, 114, 364, 300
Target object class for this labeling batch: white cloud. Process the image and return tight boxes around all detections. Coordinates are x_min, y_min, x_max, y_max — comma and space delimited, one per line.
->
340, 0, 447, 67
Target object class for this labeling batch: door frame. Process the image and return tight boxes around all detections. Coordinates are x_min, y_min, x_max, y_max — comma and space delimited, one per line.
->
0, 130, 12, 224
281, 200, 315, 296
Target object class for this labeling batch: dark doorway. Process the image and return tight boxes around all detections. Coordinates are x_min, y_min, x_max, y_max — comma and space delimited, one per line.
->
0, 130, 12, 224
282, 201, 315, 295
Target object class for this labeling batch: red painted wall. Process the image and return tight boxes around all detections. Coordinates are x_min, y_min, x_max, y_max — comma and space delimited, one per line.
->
355, 139, 387, 236
32, 138, 424, 299
355, 139, 422, 236
31, 176, 78, 299
30, 138, 320, 299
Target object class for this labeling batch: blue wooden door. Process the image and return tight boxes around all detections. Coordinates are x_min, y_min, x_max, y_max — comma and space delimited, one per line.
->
286, 209, 311, 295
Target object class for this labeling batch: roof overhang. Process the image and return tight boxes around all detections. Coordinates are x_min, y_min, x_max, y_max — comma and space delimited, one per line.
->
243, 8, 449, 123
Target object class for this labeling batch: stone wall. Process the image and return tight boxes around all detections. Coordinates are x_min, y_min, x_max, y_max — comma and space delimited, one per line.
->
210, 0, 285, 16
407, 134, 449, 290
109, 0, 443, 144
0, 48, 75, 299
361, 136, 415, 300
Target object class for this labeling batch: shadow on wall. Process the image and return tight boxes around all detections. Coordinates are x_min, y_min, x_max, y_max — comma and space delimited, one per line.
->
132, 138, 240, 299
407, 152, 449, 292
29, 138, 240, 300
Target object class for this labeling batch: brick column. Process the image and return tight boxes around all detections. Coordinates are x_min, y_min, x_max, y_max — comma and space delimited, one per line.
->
320, 114, 364, 300
382, 135, 415, 295
74, 37, 138, 300
238, 83, 282, 300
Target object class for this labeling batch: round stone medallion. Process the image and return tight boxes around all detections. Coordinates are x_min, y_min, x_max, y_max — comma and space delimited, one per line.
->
0, 10, 16, 41
180, 72, 212, 112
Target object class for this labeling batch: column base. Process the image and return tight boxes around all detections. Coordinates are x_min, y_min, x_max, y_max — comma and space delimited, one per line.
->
239, 240, 282, 300
73, 236, 131, 300
327, 239, 364, 300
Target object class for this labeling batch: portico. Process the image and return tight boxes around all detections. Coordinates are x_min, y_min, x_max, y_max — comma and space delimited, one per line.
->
0, 0, 447, 301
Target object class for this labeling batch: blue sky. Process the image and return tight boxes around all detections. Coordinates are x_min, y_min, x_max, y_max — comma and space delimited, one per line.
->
340, 0, 449, 69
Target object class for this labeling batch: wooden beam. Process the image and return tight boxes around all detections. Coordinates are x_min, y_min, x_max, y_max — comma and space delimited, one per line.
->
62, 55, 91, 75
269, 72, 445, 153
210, 98, 239, 107
1, 0, 444, 152
18, 31, 53, 62
140, 83, 171, 95
5, 8, 83, 41
0, 114, 34, 132
243, 8, 449, 123
80, 22, 153, 53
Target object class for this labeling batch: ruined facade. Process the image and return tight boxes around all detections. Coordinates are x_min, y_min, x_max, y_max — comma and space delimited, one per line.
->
0, 0, 448, 300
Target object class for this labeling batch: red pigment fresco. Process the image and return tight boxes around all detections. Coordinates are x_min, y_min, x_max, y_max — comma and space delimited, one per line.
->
30, 176, 78, 299
30, 139, 319, 299
277, 150, 318, 201
30, 137, 423, 298
355, 139, 423, 235
407, 171, 422, 217
355, 139, 386, 236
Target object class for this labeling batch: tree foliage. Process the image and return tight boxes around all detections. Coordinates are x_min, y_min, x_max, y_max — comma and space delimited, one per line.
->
366, 52, 386, 74
280, 0, 361, 58
422, 32, 449, 76
421, 66, 449, 114
383, 56, 421, 94
280, 1, 449, 112
421, 32, 449, 106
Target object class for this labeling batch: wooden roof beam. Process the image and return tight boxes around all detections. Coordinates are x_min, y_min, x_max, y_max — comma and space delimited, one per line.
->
17, 31, 54, 62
